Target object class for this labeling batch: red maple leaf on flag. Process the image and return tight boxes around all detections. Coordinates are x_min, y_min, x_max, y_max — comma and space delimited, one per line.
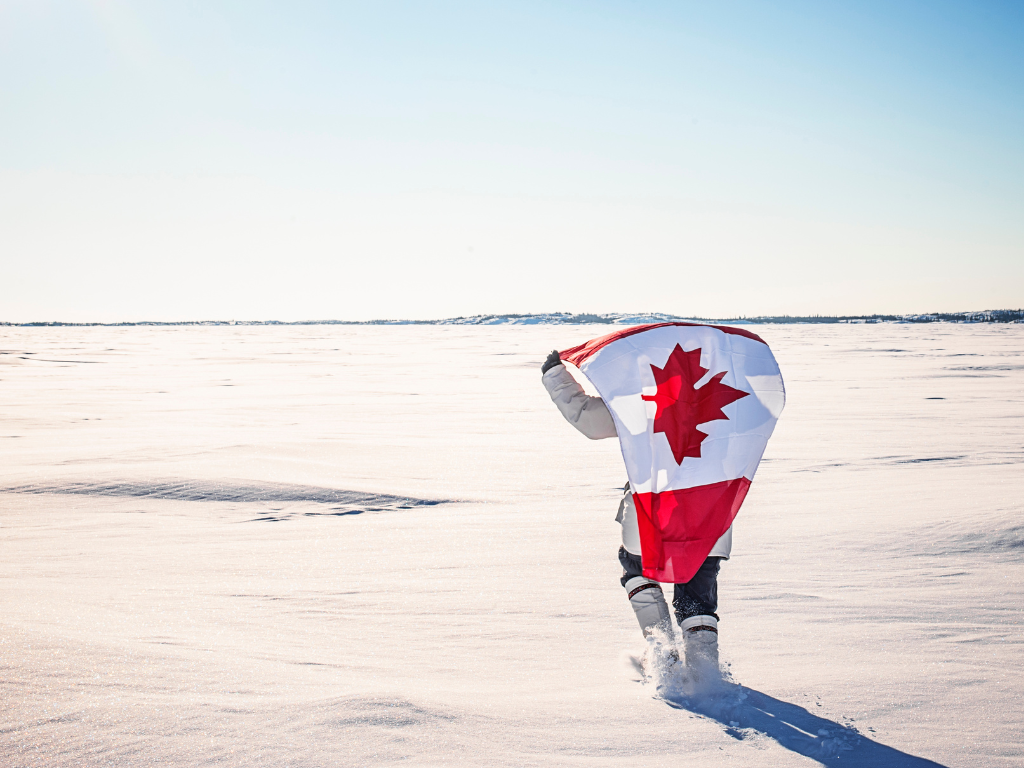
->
641, 344, 750, 464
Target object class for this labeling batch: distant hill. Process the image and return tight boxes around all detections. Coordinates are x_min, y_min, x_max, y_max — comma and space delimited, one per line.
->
5, 310, 1022, 327
375, 310, 1024, 325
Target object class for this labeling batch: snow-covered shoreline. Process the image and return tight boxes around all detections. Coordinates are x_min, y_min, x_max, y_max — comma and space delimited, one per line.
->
3, 309, 1023, 327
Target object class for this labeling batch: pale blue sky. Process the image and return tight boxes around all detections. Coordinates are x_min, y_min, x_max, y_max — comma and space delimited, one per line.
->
2, 1, 1022, 321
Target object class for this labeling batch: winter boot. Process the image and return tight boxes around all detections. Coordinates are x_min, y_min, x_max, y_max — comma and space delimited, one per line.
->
624, 577, 672, 638
680, 615, 719, 675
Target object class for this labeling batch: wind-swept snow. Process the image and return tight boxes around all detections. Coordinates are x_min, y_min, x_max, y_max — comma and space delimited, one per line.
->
1, 323, 1021, 766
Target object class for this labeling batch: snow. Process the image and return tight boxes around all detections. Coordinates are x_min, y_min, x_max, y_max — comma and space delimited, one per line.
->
1, 323, 1022, 767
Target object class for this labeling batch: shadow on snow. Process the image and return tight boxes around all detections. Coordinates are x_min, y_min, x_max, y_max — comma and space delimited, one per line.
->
667, 685, 948, 767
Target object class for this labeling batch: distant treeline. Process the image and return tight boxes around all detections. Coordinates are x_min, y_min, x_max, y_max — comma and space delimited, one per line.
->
4, 309, 1023, 327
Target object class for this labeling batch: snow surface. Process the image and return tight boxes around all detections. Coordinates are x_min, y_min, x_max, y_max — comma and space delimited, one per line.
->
1, 323, 1022, 767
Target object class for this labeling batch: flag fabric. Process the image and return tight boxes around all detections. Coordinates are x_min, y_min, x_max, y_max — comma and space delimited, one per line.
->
560, 323, 785, 583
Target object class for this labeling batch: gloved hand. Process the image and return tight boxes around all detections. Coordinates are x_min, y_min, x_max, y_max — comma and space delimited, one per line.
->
541, 349, 562, 374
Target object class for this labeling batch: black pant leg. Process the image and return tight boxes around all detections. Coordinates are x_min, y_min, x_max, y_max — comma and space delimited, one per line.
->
672, 557, 722, 623
618, 546, 645, 587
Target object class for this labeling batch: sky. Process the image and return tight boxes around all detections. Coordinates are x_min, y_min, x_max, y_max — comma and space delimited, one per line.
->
1, 0, 1022, 322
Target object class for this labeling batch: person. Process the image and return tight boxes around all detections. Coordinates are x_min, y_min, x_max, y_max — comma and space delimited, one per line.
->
541, 349, 726, 669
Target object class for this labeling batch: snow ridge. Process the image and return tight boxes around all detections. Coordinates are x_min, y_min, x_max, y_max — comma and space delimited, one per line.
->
3, 479, 453, 521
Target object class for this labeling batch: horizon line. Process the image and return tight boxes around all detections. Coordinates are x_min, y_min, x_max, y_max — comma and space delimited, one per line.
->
2, 309, 1023, 327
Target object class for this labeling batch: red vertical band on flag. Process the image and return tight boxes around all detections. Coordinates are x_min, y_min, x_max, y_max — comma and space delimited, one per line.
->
632, 478, 752, 583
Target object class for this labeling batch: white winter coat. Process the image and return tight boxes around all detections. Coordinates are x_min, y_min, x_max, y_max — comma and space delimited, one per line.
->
542, 363, 733, 561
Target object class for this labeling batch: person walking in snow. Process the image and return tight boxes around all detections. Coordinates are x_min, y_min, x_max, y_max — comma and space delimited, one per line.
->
541, 348, 726, 669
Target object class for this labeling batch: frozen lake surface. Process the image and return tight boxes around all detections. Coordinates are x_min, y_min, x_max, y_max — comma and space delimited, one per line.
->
1, 323, 1022, 767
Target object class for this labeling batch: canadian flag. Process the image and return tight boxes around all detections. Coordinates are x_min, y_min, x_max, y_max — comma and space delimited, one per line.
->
561, 323, 785, 583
